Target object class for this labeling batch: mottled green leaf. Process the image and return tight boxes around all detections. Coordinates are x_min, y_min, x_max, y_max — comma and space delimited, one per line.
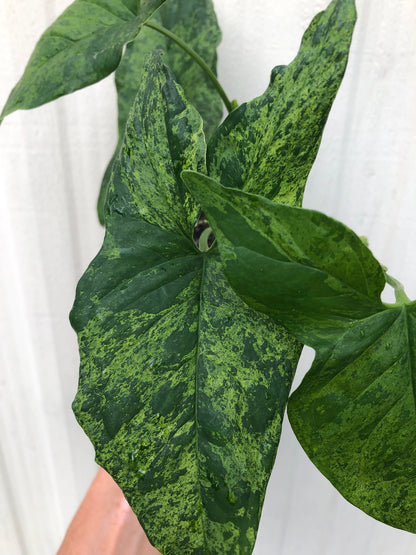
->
0, 0, 166, 121
71, 52, 301, 554
288, 303, 416, 533
98, 0, 223, 224
207, 0, 357, 205
96, 22, 166, 222
182, 171, 385, 344
183, 171, 416, 533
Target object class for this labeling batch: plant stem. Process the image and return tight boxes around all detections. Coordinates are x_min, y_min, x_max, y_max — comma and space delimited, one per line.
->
143, 20, 234, 113
385, 272, 411, 305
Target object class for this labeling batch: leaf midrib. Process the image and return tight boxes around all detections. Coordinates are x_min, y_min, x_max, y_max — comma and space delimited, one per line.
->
25, 16, 140, 79
315, 311, 399, 397
95, 252, 198, 304
193, 253, 209, 548
231, 245, 382, 311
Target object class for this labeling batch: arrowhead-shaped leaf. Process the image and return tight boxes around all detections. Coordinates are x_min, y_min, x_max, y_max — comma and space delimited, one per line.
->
182, 171, 385, 342
207, 0, 357, 205
288, 303, 416, 533
98, 0, 223, 223
183, 172, 416, 533
0, 0, 166, 121
71, 52, 301, 554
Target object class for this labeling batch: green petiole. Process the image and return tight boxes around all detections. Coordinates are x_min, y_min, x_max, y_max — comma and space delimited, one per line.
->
385, 272, 412, 305
143, 20, 235, 113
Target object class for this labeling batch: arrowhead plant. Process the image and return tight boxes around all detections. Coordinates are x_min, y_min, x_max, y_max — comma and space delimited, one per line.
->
183, 172, 416, 535
2, 0, 415, 553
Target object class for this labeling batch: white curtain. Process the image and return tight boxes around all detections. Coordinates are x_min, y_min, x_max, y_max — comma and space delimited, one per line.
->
0, 0, 415, 553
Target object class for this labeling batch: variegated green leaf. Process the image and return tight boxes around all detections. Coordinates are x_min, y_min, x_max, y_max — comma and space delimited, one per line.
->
71, 52, 301, 554
182, 171, 385, 343
0, 0, 166, 121
207, 0, 357, 205
96, 22, 166, 221
98, 0, 223, 223
183, 171, 416, 533
288, 303, 416, 533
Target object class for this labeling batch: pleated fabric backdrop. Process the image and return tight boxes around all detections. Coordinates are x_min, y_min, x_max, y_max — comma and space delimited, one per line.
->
1, 0, 415, 553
